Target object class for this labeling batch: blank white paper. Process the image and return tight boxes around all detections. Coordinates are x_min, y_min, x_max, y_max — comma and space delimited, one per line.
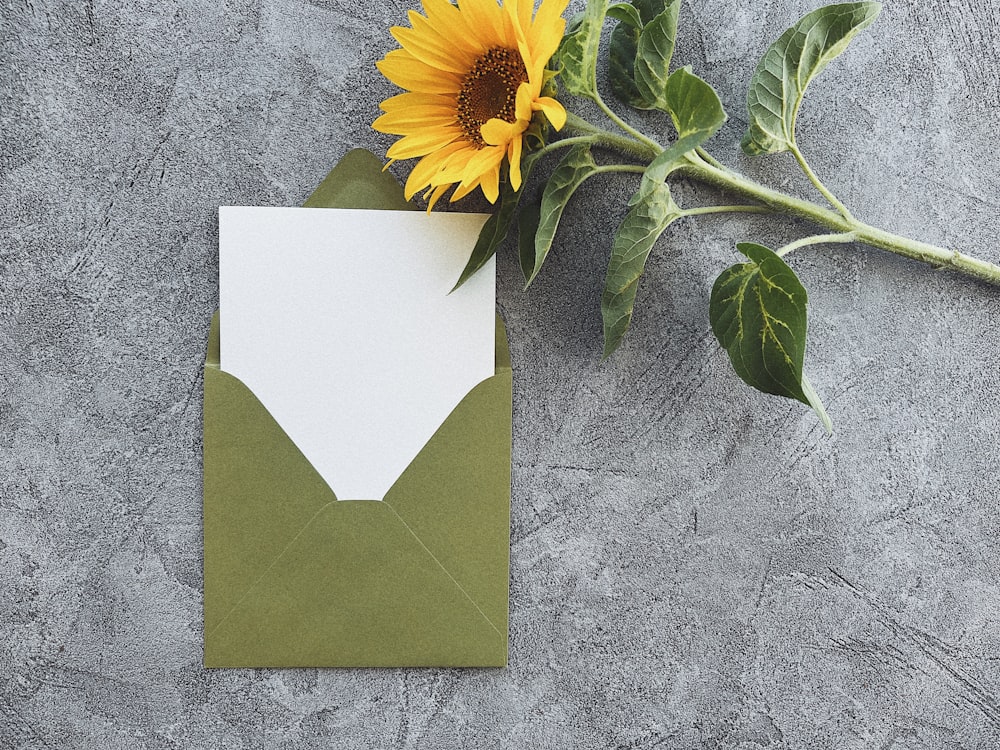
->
219, 206, 494, 501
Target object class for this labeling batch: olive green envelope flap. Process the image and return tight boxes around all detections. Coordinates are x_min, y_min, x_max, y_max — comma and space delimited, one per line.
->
301, 148, 413, 212
204, 149, 512, 667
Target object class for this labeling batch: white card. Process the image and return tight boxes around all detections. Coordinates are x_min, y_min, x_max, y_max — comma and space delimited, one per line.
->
219, 206, 495, 501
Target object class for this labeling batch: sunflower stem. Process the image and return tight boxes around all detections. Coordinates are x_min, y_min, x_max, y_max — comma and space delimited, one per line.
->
593, 164, 647, 176
789, 142, 854, 221
562, 112, 659, 160
557, 103, 1000, 285
680, 204, 772, 218
532, 135, 606, 158
694, 147, 728, 172
676, 153, 1000, 286
593, 95, 663, 155
776, 232, 858, 257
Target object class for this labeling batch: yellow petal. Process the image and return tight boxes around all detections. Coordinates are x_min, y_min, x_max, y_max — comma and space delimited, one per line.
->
408, 7, 471, 53
429, 142, 488, 186
379, 91, 456, 113
404, 7, 481, 65
480, 163, 500, 203
410, 15, 478, 65
390, 25, 468, 74
528, 0, 568, 62
512, 0, 533, 30
455, 0, 504, 48
387, 129, 462, 160
424, 183, 452, 212
404, 141, 470, 199
443, 145, 504, 188
377, 50, 461, 94
533, 96, 566, 130
421, 0, 479, 48
508, 133, 524, 191
513, 81, 534, 123
373, 107, 457, 135
504, 1, 533, 74
449, 178, 480, 203
376, 102, 456, 122
501, 0, 533, 46
480, 117, 519, 146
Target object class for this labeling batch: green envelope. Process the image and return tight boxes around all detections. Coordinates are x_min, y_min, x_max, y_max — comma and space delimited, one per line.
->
203, 150, 512, 667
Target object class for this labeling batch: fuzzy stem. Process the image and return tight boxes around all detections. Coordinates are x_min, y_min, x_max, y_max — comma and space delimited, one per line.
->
561, 112, 661, 160
776, 232, 857, 257
789, 143, 854, 221
681, 204, 772, 218
532, 134, 607, 159
594, 96, 663, 154
677, 156, 1000, 286
593, 164, 648, 176
694, 147, 728, 172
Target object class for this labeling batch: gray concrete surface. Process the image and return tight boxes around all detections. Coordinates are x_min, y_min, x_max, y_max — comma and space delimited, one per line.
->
2, 0, 999, 747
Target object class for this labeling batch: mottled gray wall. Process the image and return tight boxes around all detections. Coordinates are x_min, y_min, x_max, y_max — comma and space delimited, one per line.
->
2, 0, 999, 748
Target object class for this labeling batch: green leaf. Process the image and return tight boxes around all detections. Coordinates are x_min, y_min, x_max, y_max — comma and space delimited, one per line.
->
601, 182, 681, 357
666, 65, 727, 139
564, 10, 586, 35
524, 145, 600, 286
453, 155, 537, 291
555, 0, 609, 100
633, 0, 680, 112
632, 66, 726, 206
608, 23, 646, 108
709, 242, 828, 426
517, 196, 542, 283
742, 2, 882, 155
634, 0, 667, 23
607, 2, 642, 28
607, 0, 673, 109
801, 373, 832, 434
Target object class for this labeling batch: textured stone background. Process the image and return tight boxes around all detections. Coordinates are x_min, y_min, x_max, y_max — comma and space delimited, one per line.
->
3, 0, 999, 747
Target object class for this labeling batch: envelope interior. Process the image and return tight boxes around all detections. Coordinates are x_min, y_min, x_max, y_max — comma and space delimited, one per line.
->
218, 207, 494, 501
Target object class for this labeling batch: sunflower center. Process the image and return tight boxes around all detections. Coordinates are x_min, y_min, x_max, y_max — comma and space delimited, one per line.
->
456, 47, 528, 147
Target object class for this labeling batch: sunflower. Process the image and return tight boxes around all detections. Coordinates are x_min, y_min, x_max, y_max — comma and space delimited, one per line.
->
373, 0, 568, 208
